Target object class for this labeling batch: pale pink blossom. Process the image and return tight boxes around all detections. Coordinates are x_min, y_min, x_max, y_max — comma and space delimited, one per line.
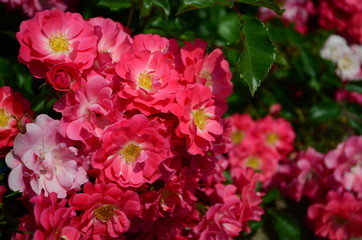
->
5, 114, 89, 198
320, 35, 350, 62
335, 48, 361, 81
325, 136, 362, 194
321, 35, 362, 81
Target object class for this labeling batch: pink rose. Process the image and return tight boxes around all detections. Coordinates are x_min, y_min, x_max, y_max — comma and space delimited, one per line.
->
308, 191, 362, 240
16, 9, 98, 78
45, 63, 82, 92
269, 103, 282, 116
5, 114, 89, 198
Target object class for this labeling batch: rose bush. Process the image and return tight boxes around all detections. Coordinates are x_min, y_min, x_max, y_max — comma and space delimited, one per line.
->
0, 0, 361, 240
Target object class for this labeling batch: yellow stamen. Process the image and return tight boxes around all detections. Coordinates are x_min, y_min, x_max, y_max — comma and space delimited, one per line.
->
231, 130, 244, 144
0, 109, 10, 128
138, 72, 154, 91
193, 109, 208, 130
244, 156, 261, 170
94, 205, 115, 222
120, 143, 142, 164
48, 33, 70, 54
199, 69, 213, 86
338, 56, 353, 70
266, 132, 278, 145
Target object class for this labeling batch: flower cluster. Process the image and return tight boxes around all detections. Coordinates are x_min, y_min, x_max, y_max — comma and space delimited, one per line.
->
320, 34, 362, 106
6, 9, 265, 239
259, 0, 362, 44
225, 113, 295, 186
259, 0, 315, 34
275, 136, 362, 240
320, 34, 362, 82
318, 0, 362, 44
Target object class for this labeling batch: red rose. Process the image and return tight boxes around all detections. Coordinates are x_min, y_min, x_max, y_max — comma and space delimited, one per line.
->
0, 86, 33, 157
45, 63, 82, 92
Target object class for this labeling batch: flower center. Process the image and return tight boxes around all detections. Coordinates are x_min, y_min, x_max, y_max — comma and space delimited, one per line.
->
138, 72, 154, 91
199, 69, 213, 86
338, 55, 354, 71
193, 109, 208, 130
266, 132, 278, 145
120, 143, 142, 164
94, 205, 115, 222
48, 33, 70, 54
334, 215, 348, 226
231, 130, 244, 144
0, 109, 10, 128
244, 156, 261, 170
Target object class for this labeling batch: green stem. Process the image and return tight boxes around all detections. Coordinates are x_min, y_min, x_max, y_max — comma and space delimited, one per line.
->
127, 0, 137, 28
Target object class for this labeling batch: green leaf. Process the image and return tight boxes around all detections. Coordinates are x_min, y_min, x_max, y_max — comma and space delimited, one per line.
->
235, 0, 283, 15
141, 0, 170, 17
300, 50, 317, 78
309, 102, 341, 121
268, 208, 301, 240
274, 47, 289, 69
217, 14, 241, 44
15, 67, 33, 97
345, 82, 362, 94
4, 191, 20, 198
350, 118, 362, 134
31, 86, 57, 114
345, 102, 362, 115
177, 0, 233, 15
320, 72, 341, 88
0, 58, 10, 87
0, 30, 16, 40
262, 187, 281, 204
238, 15, 276, 96
97, 0, 132, 11
223, 170, 232, 184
